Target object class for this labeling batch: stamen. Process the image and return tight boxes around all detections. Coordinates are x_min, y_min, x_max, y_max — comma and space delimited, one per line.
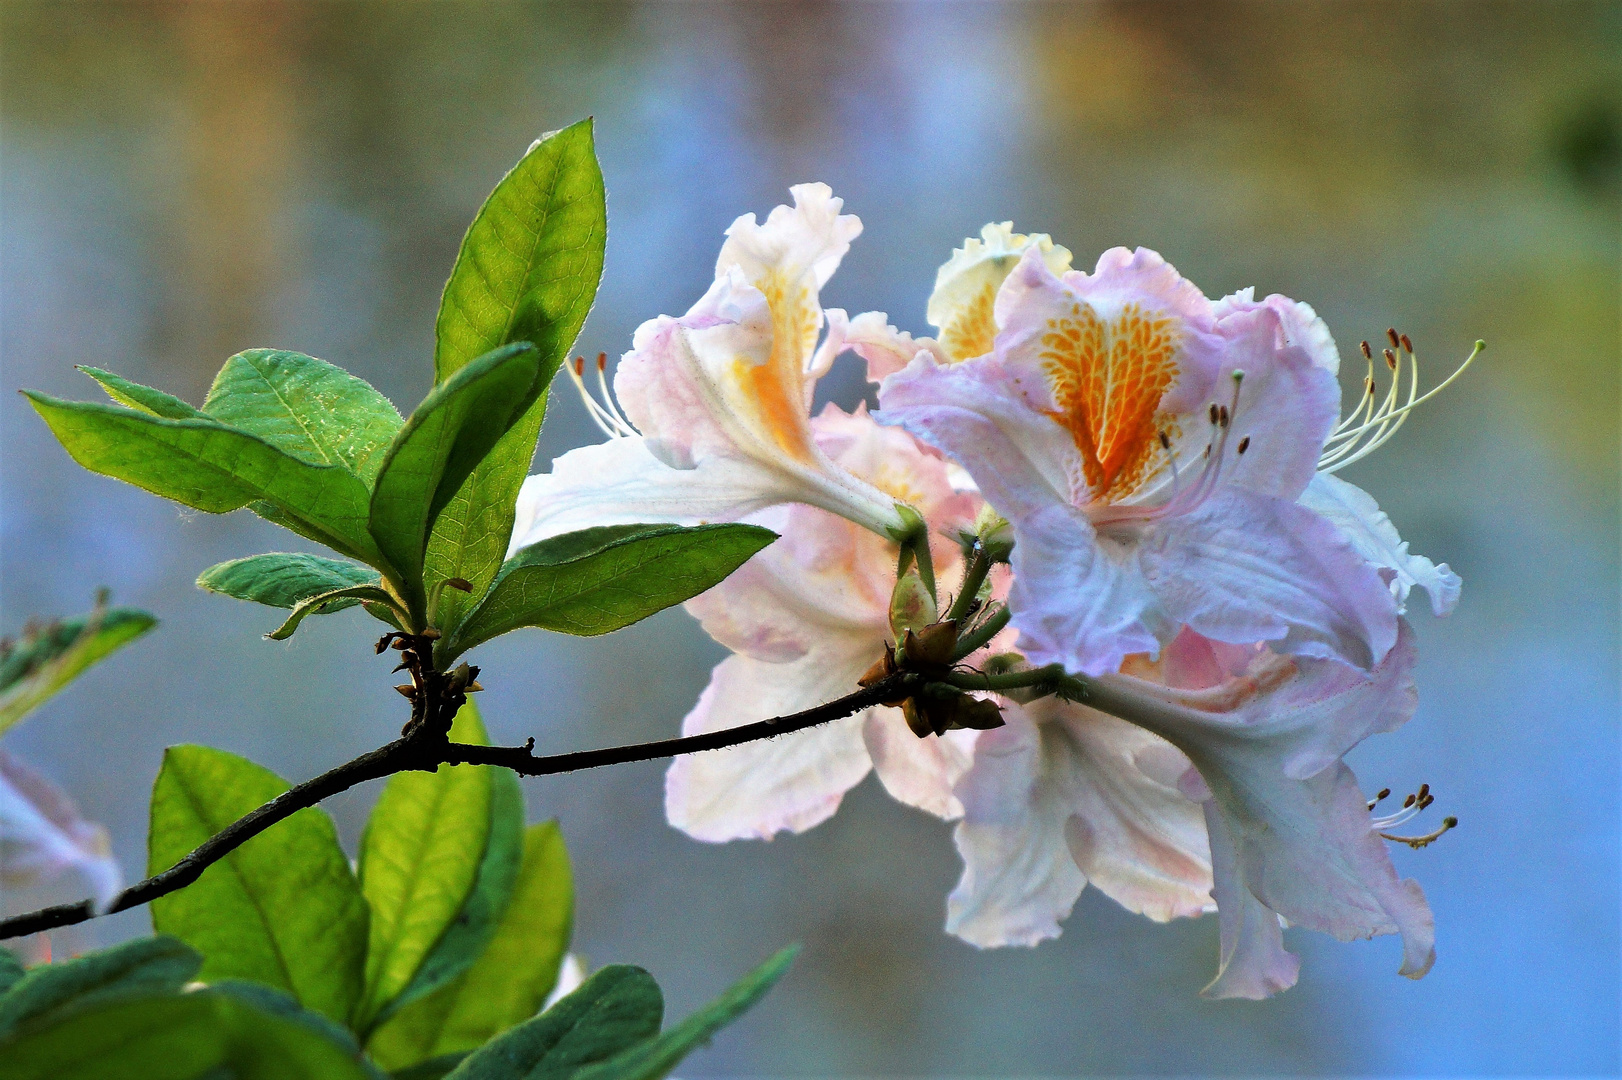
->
1386, 327, 1401, 351
1367, 787, 1392, 811
1382, 816, 1458, 850
1319, 335, 1485, 474
565, 351, 638, 439
1237, 435, 1250, 455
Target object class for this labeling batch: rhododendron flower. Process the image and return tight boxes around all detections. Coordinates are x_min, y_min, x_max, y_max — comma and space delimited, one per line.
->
1085, 623, 1438, 999
665, 406, 984, 841
0, 750, 121, 911
511, 184, 912, 550
945, 689, 1213, 948
878, 245, 1402, 676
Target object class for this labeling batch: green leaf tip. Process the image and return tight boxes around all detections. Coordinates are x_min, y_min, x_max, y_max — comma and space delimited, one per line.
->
0, 598, 156, 734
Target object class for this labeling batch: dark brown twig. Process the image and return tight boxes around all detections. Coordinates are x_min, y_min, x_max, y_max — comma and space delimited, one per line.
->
0, 670, 920, 942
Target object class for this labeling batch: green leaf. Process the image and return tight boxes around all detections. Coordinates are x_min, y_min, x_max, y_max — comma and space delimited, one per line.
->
0, 936, 201, 1039
197, 552, 382, 612
572, 946, 798, 1080
368, 822, 572, 1069
201, 350, 403, 484
0, 950, 25, 996
445, 966, 664, 1080
364, 763, 524, 1035
367, 344, 543, 622
78, 366, 203, 420
148, 746, 368, 1026
424, 119, 607, 635
356, 702, 499, 1032
267, 584, 402, 641
442, 524, 776, 662
0, 602, 156, 735
0, 985, 382, 1080
392, 1054, 471, 1080
26, 392, 384, 566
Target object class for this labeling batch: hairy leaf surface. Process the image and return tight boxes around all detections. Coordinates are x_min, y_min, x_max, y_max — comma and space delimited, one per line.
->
197, 553, 381, 613
78, 366, 203, 420
0, 936, 201, 1039
27, 392, 382, 565
201, 350, 403, 483
148, 747, 368, 1025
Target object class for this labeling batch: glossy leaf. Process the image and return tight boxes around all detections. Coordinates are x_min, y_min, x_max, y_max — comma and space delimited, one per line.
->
200, 350, 403, 484
0, 936, 201, 1039
356, 702, 498, 1031
0, 603, 155, 735
572, 946, 798, 1080
197, 552, 382, 613
26, 392, 383, 565
78, 366, 203, 420
365, 764, 524, 1034
367, 343, 542, 620
148, 746, 368, 1026
443, 524, 776, 661
445, 966, 664, 1080
0, 985, 382, 1080
368, 822, 572, 1069
424, 118, 606, 635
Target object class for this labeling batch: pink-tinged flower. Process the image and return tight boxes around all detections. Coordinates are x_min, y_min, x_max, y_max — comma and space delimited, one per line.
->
511, 184, 911, 550
0, 750, 121, 912
945, 689, 1213, 948
827, 223, 1074, 387
878, 246, 1400, 676
665, 405, 984, 841
1087, 623, 1438, 999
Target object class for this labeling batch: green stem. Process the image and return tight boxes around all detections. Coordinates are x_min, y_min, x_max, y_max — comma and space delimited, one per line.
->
942, 662, 1066, 693
951, 604, 1011, 660
945, 541, 991, 624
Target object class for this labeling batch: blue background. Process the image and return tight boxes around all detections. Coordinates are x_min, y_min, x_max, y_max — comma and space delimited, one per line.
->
3, 3, 1618, 1075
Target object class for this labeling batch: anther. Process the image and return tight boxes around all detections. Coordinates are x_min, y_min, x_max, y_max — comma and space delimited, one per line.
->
1400, 333, 1413, 353
573, 356, 585, 377
1417, 783, 1430, 801
1237, 435, 1251, 455
1208, 403, 1220, 425
1365, 377, 1376, 396
1387, 328, 1401, 350
597, 352, 608, 372
1367, 787, 1392, 810
1361, 340, 1374, 360
1403, 793, 1416, 808
1218, 405, 1230, 428
1384, 348, 1397, 370
1158, 430, 1171, 450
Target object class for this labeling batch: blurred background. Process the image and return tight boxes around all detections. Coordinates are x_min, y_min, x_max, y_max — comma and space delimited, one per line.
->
2, 2, 1618, 1075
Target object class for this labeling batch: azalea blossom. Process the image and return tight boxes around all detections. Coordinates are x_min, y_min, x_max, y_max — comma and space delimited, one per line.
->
1079, 622, 1440, 999
665, 405, 986, 841
945, 684, 1213, 948
0, 749, 121, 912
511, 183, 913, 551
878, 244, 1404, 676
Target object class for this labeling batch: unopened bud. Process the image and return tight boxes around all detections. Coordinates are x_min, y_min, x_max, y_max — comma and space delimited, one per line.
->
889, 569, 938, 638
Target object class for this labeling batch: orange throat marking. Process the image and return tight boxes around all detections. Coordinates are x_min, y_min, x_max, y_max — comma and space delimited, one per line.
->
738, 270, 821, 463
1040, 299, 1182, 504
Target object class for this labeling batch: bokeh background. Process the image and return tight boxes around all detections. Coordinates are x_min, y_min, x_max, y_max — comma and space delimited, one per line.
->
3, 2, 1618, 1075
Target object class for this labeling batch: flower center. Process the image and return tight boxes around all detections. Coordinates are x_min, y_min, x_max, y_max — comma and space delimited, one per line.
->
1039, 299, 1184, 506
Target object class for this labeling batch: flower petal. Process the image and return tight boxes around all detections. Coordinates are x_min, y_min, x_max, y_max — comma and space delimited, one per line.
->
862, 715, 974, 820
1214, 303, 1340, 501
664, 649, 876, 842
928, 223, 1073, 362
1199, 800, 1301, 1000
0, 751, 121, 911
1138, 487, 1399, 670
946, 709, 1087, 947
1299, 472, 1462, 617
1052, 701, 1213, 922
1213, 289, 1341, 377
816, 309, 947, 384
510, 436, 789, 550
